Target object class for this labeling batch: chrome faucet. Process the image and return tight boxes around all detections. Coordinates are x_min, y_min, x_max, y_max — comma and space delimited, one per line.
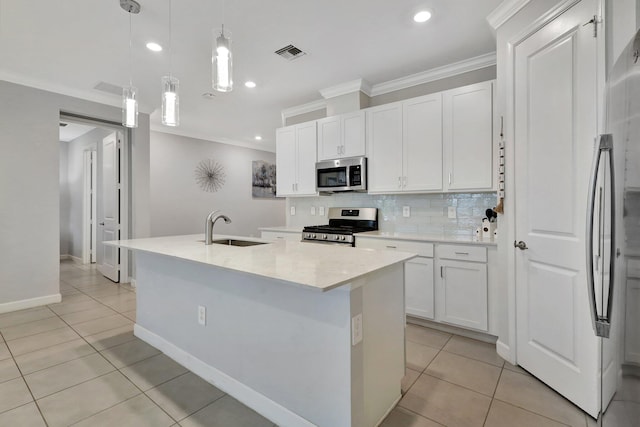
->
205, 210, 232, 245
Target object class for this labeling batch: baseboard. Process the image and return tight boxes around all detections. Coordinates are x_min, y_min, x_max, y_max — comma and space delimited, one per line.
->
0, 294, 62, 314
496, 339, 516, 365
406, 317, 497, 344
60, 255, 85, 264
60, 254, 71, 260
134, 325, 316, 427
129, 278, 137, 288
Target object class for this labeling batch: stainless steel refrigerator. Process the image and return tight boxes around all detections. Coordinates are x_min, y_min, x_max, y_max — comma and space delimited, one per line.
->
588, 27, 640, 427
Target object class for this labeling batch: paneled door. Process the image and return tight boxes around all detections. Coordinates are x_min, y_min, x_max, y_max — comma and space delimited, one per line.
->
514, 0, 600, 417
97, 132, 120, 282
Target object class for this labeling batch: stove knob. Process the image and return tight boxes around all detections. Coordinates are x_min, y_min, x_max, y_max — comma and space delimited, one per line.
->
341, 236, 346, 241
322, 234, 328, 240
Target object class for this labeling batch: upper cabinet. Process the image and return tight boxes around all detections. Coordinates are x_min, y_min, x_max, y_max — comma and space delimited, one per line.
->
367, 80, 494, 194
443, 81, 494, 191
317, 111, 366, 160
276, 121, 318, 197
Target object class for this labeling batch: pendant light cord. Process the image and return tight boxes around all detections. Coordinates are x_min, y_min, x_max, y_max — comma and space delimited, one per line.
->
169, 0, 173, 78
128, 11, 133, 87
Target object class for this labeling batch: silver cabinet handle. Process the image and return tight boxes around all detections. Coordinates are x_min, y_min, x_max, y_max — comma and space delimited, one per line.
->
99, 222, 105, 226
440, 266, 443, 278
398, 176, 402, 188
586, 134, 616, 338
454, 251, 469, 255
448, 172, 452, 185
514, 241, 528, 250
386, 245, 397, 249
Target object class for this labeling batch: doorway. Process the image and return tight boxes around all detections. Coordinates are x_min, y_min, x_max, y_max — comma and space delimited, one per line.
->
58, 114, 129, 283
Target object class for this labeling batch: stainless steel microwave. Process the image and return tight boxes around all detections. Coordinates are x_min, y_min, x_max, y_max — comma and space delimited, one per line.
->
316, 156, 367, 193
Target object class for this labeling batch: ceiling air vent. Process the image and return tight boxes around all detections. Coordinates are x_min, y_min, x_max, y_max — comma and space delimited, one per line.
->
275, 44, 306, 61
93, 81, 124, 96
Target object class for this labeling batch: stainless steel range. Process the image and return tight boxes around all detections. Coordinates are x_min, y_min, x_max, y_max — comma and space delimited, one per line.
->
302, 207, 377, 246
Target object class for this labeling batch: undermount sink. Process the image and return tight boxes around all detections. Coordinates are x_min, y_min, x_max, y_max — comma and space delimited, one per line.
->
211, 239, 269, 247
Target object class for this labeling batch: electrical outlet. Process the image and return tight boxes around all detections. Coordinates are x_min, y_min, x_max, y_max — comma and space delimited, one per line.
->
310, 206, 316, 216
448, 206, 457, 219
290, 206, 296, 216
402, 206, 410, 218
319, 206, 325, 216
351, 313, 363, 346
198, 305, 206, 326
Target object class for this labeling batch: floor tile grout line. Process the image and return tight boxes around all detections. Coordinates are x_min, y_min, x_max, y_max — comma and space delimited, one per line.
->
417, 371, 498, 399
480, 365, 506, 427
490, 397, 575, 427
394, 404, 447, 426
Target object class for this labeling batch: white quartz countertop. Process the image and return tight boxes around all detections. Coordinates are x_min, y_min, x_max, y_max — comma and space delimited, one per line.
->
357, 231, 497, 246
258, 226, 302, 233
106, 234, 415, 292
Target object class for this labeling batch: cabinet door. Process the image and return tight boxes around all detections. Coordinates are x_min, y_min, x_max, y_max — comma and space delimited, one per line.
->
403, 94, 443, 192
405, 257, 434, 319
276, 126, 297, 196
342, 110, 366, 158
366, 103, 403, 193
436, 259, 488, 331
295, 121, 318, 195
443, 81, 493, 191
317, 116, 341, 161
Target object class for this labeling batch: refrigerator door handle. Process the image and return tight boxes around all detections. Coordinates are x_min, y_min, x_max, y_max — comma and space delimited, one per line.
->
586, 134, 615, 338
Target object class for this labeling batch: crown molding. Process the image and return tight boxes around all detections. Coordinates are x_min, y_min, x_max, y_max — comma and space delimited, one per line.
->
486, 0, 531, 30
280, 99, 326, 122
319, 78, 373, 99
368, 52, 496, 97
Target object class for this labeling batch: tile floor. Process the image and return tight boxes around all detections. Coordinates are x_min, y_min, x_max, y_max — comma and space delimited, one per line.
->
0, 260, 594, 426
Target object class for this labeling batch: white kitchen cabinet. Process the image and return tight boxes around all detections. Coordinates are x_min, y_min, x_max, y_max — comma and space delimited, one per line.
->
317, 111, 366, 161
356, 237, 435, 320
260, 230, 301, 242
366, 103, 403, 193
443, 81, 494, 191
435, 244, 488, 331
276, 121, 317, 197
367, 93, 444, 193
403, 93, 443, 192
625, 258, 640, 364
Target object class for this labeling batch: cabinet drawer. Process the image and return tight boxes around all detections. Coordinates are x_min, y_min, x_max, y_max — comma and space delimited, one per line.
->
628, 258, 640, 279
356, 237, 433, 257
261, 231, 300, 242
437, 244, 486, 262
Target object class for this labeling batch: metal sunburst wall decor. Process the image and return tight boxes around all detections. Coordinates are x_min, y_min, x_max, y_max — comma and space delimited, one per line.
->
195, 159, 226, 192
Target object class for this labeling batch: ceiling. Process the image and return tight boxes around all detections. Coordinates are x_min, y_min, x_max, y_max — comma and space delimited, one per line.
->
59, 121, 95, 142
0, 0, 501, 152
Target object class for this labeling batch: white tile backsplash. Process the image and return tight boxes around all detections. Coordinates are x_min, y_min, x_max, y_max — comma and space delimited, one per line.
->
286, 192, 498, 238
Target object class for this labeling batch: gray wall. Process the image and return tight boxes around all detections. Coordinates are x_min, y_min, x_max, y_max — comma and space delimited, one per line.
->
284, 108, 327, 126
0, 80, 150, 310
150, 131, 285, 238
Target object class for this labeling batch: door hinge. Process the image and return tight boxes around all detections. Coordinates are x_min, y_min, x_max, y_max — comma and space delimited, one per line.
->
117, 139, 122, 149
583, 15, 601, 38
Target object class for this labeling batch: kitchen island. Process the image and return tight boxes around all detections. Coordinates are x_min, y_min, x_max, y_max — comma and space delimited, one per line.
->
106, 234, 415, 427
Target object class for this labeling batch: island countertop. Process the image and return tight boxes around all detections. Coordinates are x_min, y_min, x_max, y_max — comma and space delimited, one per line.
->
106, 234, 415, 292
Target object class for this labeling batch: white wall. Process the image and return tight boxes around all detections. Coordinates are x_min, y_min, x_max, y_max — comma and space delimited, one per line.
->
150, 131, 285, 238
0, 80, 150, 311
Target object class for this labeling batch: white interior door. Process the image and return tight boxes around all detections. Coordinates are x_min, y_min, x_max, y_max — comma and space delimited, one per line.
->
97, 132, 120, 282
82, 150, 97, 264
514, 0, 600, 417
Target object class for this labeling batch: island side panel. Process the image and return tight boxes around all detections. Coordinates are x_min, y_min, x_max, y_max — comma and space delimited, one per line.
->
359, 263, 405, 427
134, 251, 353, 427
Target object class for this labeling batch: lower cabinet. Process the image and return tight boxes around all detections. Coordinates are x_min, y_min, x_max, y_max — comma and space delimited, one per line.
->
405, 257, 434, 319
357, 237, 490, 333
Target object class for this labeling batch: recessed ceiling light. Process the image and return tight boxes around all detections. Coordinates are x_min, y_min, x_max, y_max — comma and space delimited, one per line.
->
413, 10, 432, 23
255, 135, 262, 141
146, 42, 163, 52
245, 81, 257, 88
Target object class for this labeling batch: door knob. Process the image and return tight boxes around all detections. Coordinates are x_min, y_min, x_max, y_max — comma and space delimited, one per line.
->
514, 240, 528, 250
99, 222, 105, 226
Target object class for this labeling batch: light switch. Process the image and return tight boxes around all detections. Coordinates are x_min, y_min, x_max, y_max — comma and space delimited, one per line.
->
319, 206, 325, 216
351, 314, 363, 345
402, 206, 410, 217
290, 206, 296, 216
310, 206, 316, 216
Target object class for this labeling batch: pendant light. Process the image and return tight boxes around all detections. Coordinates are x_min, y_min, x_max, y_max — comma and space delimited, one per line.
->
161, 0, 179, 126
212, 0, 232, 93
121, 0, 140, 128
